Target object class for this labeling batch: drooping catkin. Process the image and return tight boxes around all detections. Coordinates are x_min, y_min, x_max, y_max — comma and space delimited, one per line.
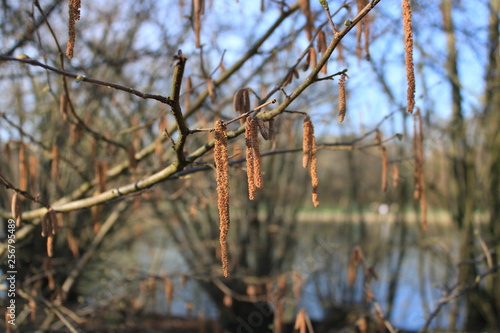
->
66, 226, 80, 257
245, 117, 262, 199
255, 118, 269, 140
375, 131, 387, 192
184, 76, 192, 111
193, 0, 204, 48
29, 154, 38, 192
47, 235, 54, 257
300, 0, 313, 41
338, 74, 348, 122
214, 120, 230, 277
96, 161, 107, 193
356, 0, 368, 60
402, 0, 415, 114
317, 29, 327, 54
292, 271, 303, 301
164, 277, 174, 313
233, 88, 251, 113
381, 146, 388, 192
207, 79, 216, 103
315, 32, 328, 73
66, 0, 81, 59
11, 192, 20, 220
337, 41, 345, 65
19, 142, 28, 191
11, 192, 21, 227
309, 47, 317, 71
302, 116, 313, 168
310, 137, 319, 207
59, 94, 68, 121
252, 122, 263, 189
303, 116, 319, 206
391, 164, 399, 189
364, 14, 371, 61
348, 246, 364, 286
51, 145, 59, 181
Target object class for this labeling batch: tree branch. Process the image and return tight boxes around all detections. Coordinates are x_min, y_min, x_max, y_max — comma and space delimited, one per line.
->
0, 56, 170, 104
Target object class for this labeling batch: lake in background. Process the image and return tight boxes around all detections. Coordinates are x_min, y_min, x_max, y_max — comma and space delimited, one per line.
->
116, 212, 465, 331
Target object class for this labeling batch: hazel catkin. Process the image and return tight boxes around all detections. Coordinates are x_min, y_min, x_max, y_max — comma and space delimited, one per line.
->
214, 120, 230, 277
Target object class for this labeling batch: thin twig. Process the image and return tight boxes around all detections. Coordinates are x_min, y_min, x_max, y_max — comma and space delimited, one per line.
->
0, 56, 170, 104
419, 264, 500, 333
319, 0, 339, 35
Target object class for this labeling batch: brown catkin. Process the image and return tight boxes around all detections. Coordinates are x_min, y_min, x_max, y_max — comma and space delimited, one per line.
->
194, 0, 203, 48
47, 235, 54, 257
310, 137, 319, 207
29, 155, 38, 192
300, 0, 313, 41
402, 0, 415, 114
96, 161, 107, 193
303, 116, 319, 206
317, 29, 327, 54
245, 117, 257, 200
233, 89, 244, 112
381, 146, 388, 192
251, 120, 263, 189
391, 164, 399, 189
51, 145, 59, 181
338, 74, 348, 122
214, 120, 230, 277
11, 192, 19, 219
164, 277, 173, 313
184, 76, 192, 111
19, 142, 28, 191
59, 94, 68, 121
337, 42, 345, 65
66, 0, 81, 59
309, 47, 317, 71
48, 210, 57, 235
66, 226, 80, 257
364, 14, 371, 61
11, 192, 21, 227
207, 79, 216, 103
255, 118, 269, 140
302, 116, 313, 168
242, 88, 250, 112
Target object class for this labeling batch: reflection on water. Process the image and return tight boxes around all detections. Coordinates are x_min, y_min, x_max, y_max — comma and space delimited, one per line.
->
130, 217, 462, 331
292, 218, 463, 331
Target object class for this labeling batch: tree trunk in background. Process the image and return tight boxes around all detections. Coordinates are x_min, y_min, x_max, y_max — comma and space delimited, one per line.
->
441, 0, 485, 330
483, 0, 500, 324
